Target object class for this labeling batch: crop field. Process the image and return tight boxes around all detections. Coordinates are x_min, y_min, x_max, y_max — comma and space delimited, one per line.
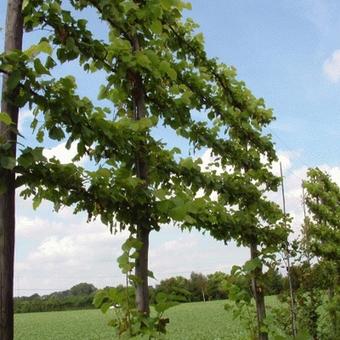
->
15, 300, 250, 340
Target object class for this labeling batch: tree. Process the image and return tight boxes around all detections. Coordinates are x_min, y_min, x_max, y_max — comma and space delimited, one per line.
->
206, 271, 228, 300
188, 272, 208, 302
303, 168, 340, 339
1, 1, 287, 337
70, 283, 97, 296
0, 0, 23, 339
263, 268, 283, 296
154, 276, 191, 302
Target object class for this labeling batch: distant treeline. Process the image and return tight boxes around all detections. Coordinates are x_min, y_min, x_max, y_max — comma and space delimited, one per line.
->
15, 264, 329, 314
14, 282, 98, 313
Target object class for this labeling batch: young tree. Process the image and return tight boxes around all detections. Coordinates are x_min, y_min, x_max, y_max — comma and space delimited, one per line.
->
303, 168, 340, 339
0, 0, 23, 339
189, 272, 208, 302
206, 271, 228, 300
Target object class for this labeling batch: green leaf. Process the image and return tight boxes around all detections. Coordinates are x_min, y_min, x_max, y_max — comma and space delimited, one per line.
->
32, 196, 42, 210
170, 205, 187, 220
180, 158, 195, 169
0, 156, 16, 170
98, 85, 108, 100
167, 67, 177, 80
34, 58, 51, 75
31, 147, 45, 162
159, 60, 177, 80
45, 56, 56, 69
36, 130, 44, 143
122, 237, 143, 252
18, 152, 34, 168
136, 52, 151, 69
38, 41, 52, 55
121, 0, 138, 13
243, 258, 262, 272
49, 127, 65, 140
97, 168, 111, 177
100, 301, 113, 314
148, 270, 156, 279
60, 76, 76, 90
93, 290, 106, 308
150, 20, 162, 34
22, 0, 29, 10
117, 253, 133, 273
160, 0, 175, 10
7, 70, 21, 91
25, 41, 52, 58
0, 112, 12, 125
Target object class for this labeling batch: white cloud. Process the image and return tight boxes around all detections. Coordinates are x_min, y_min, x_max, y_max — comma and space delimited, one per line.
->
18, 109, 33, 131
323, 50, 340, 82
150, 232, 248, 279
15, 209, 127, 295
43, 142, 87, 165
274, 150, 300, 174
16, 216, 64, 238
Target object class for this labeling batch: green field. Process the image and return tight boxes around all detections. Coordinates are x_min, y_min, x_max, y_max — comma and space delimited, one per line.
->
15, 300, 250, 340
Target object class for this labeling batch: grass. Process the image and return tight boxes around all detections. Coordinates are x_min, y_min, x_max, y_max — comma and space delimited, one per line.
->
15, 299, 276, 340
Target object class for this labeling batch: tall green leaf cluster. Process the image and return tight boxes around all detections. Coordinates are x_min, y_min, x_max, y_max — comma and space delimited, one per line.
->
303, 168, 340, 261
302, 168, 340, 339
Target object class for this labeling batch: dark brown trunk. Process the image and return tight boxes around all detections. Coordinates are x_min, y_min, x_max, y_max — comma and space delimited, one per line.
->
0, 1, 23, 339
130, 33, 150, 314
250, 242, 268, 340
135, 226, 150, 314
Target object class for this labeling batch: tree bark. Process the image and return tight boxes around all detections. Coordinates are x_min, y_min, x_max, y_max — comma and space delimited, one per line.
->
135, 226, 150, 314
130, 34, 150, 315
0, 0, 23, 339
250, 242, 268, 340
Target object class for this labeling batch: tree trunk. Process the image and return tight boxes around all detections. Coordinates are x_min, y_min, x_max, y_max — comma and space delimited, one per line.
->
250, 242, 268, 340
201, 288, 206, 302
135, 226, 150, 314
130, 33, 150, 315
0, 1, 23, 339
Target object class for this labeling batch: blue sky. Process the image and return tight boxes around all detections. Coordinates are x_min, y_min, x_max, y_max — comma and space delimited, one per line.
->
1, 0, 340, 295
190, 0, 340, 166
